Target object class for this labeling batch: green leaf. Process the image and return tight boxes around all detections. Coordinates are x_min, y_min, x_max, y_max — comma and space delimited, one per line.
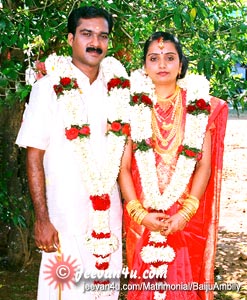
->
0, 0, 246, 114
197, 59, 204, 74
182, 11, 191, 24
173, 13, 182, 29
0, 77, 8, 87
133, 30, 140, 44
0, 19, 6, 30
204, 59, 211, 78
213, 15, 219, 31
190, 8, 197, 21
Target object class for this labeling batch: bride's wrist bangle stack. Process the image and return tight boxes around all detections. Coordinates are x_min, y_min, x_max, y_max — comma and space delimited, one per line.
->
126, 199, 148, 225
178, 194, 200, 222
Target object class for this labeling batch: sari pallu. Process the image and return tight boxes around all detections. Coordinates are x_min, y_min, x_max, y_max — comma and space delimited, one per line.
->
124, 97, 228, 300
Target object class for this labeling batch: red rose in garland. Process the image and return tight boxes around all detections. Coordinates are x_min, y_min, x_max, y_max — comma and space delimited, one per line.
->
178, 144, 202, 161
96, 262, 109, 270
107, 78, 122, 91
130, 93, 153, 107
111, 121, 122, 132
121, 79, 130, 88
205, 104, 211, 113
107, 77, 130, 92
65, 127, 79, 140
141, 94, 153, 106
177, 144, 184, 153
186, 104, 196, 113
196, 98, 207, 109
73, 81, 79, 89
185, 149, 197, 157
92, 231, 111, 239
122, 123, 131, 136
79, 125, 90, 136
53, 84, 63, 95
90, 194, 111, 211
60, 77, 71, 86
132, 95, 139, 103
53, 77, 79, 98
186, 98, 211, 115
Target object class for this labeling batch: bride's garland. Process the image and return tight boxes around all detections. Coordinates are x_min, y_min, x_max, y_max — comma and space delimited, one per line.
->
45, 54, 130, 290
129, 69, 211, 300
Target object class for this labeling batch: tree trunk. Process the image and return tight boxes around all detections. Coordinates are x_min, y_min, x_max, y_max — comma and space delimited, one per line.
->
0, 101, 33, 270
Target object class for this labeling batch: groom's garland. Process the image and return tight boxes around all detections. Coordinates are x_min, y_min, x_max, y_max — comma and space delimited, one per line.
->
129, 69, 211, 300
45, 54, 130, 291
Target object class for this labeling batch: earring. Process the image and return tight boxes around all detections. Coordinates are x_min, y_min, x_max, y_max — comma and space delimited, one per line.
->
142, 66, 148, 77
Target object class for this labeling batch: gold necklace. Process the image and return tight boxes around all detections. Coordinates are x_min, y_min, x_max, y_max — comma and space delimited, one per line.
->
156, 85, 180, 103
152, 87, 183, 159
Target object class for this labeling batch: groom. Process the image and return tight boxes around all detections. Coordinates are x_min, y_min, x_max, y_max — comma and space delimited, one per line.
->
16, 6, 129, 300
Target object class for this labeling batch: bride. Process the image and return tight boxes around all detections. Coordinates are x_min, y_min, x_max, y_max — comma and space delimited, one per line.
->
118, 31, 228, 300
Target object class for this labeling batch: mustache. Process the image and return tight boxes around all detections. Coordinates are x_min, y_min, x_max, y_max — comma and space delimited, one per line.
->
86, 47, 103, 54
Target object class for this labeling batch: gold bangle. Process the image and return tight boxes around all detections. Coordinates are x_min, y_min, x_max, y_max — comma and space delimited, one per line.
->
126, 199, 141, 213
126, 199, 148, 224
178, 210, 190, 222
187, 194, 199, 202
178, 195, 200, 222
135, 209, 148, 225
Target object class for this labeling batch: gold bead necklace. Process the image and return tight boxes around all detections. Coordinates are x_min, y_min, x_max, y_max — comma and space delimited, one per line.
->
152, 86, 183, 159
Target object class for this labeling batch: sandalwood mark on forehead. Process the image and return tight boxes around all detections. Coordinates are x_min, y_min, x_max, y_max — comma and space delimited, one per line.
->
157, 37, 165, 50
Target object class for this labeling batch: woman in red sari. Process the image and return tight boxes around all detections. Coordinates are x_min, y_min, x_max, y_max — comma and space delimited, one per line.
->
118, 32, 228, 300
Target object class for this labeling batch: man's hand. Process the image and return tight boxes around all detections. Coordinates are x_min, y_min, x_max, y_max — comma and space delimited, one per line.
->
27, 147, 60, 253
35, 219, 60, 253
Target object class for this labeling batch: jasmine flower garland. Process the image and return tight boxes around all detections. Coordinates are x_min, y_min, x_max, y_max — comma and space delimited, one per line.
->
129, 68, 210, 212
129, 68, 211, 300
45, 54, 130, 291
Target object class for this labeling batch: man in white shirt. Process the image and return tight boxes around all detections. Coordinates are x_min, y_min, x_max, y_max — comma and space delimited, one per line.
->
16, 6, 129, 300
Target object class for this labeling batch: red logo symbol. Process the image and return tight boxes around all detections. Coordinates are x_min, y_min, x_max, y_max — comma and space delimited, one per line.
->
44, 254, 79, 290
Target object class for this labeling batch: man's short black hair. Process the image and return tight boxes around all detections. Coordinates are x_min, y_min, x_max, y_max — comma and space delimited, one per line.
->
67, 6, 113, 35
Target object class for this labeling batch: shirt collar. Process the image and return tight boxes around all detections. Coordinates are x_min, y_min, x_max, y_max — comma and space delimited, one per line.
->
70, 61, 104, 86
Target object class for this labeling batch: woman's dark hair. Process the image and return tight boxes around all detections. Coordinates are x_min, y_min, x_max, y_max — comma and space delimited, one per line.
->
67, 6, 113, 36
143, 31, 188, 79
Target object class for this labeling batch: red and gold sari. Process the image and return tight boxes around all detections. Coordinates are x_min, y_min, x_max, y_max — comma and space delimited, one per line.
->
124, 90, 228, 300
